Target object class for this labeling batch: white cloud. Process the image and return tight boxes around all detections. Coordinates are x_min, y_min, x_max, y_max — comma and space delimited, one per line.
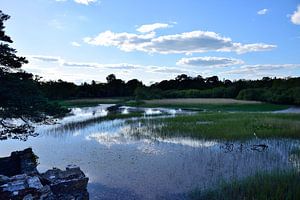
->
84, 30, 155, 52
177, 56, 244, 67
71, 41, 81, 47
55, 0, 97, 5
223, 64, 300, 75
30, 55, 62, 63
291, 5, 300, 25
136, 23, 172, 33
257, 9, 268, 15
74, 0, 97, 5
84, 29, 276, 54
25, 55, 192, 83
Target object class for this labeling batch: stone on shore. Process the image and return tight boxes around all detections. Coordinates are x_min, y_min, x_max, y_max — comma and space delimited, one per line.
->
0, 148, 89, 200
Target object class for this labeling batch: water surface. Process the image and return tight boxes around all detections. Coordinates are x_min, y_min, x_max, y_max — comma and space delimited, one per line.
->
0, 105, 299, 200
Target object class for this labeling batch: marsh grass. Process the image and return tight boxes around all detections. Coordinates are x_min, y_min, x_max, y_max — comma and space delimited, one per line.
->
135, 113, 300, 140
291, 148, 300, 157
53, 112, 143, 132
126, 102, 289, 112
56, 98, 125, 108
190, 170, 300, 200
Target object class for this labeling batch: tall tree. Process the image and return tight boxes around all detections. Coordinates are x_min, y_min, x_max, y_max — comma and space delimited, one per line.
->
0, 10, 68, 129
0, 11, 27, 72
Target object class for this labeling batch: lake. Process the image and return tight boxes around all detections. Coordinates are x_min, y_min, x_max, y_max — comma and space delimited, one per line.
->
0, 105, 299, 200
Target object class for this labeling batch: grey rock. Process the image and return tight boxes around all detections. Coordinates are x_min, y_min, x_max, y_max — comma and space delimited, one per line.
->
23, 194, 33, 200
0, 148, 89, 200
27, 176, 43, 189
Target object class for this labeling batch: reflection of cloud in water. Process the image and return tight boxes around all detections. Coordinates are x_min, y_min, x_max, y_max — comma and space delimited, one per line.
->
86, 132, 136, 147
60, 104, 111, 124
157, 137, 218, 148
84, 124, 218, 150
145, 108, 162, 115
137, 144, 163, 155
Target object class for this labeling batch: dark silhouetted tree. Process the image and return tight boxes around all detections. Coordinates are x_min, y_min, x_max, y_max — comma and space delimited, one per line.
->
0, 10, 68, 123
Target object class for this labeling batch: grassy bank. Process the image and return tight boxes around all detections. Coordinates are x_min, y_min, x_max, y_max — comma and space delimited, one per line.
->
134, 112, 300, 140
126, 98, 289, 112
56, 98, 290, 112
55, 98, 125, 108
190, 170, 300, 200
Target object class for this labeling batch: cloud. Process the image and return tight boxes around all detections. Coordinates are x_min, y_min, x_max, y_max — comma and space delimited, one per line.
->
30, 55, 62, 63
136, 23, 172, 33
257, 9, 268, 15
24, 55, 198, 84
177, 56, 244, 67
26, 55, 188, 73
291, 5, 300, 25
223, 64, 300, 75
84, 29, 276, 54
74, 0, 97, 5
55, 0, 97, 5
71, 41, 81, 47
147, 66, 194, 74
84, 30, 155, 52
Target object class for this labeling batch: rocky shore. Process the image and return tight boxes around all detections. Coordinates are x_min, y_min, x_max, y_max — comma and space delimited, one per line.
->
0, 148, 89, 200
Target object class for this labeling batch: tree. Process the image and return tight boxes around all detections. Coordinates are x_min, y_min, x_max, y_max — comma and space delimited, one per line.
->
0, 10, 68, 128
0, 11, 27, 71
106, 74, 116, 83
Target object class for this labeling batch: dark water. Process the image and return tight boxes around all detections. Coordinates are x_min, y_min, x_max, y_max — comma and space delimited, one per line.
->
0, 105, 299, 200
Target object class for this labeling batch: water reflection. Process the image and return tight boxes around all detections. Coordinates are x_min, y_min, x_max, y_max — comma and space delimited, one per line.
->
0, 105, 299, 200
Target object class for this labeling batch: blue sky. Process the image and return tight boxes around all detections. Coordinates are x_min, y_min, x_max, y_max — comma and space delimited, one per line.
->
1, 0, 300, 84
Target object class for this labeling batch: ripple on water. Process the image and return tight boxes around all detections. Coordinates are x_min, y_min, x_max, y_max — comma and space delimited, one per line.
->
1, 105, 299, 200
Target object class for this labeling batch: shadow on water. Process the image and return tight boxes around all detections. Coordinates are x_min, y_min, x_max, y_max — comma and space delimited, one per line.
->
1, 104, 300, 199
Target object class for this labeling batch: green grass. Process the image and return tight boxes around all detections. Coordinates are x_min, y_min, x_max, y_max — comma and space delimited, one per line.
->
55, 98, 126, 108
56, 98, 290, 112
126, 102, 289, 112
134, 112, 300, 140
190, 170, 300, 200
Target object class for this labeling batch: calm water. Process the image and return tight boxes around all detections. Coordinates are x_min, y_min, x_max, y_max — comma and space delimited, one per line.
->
0, 105, 299, 200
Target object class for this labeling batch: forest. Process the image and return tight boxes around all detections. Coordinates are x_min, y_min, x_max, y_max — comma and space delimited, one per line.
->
38, 74, 300, 105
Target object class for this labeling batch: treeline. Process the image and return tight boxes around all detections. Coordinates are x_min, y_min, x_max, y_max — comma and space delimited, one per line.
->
39, 74, 300, 105
39, 74, 143, 99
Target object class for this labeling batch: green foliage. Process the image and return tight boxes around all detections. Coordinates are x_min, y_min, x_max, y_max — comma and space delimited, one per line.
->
163, 87, 239, 98
134, 87, 163, 100
190, 171, 300, 200
237, 87, 300, 105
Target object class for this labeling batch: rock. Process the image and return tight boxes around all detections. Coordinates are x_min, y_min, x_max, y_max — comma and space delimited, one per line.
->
2, 179, 26, 192
107, 104, 122, 113
41, 167, 89, 199
23, 194, 33, 200
0, 148, 38, 177
0, 149, 89, 200
27, 176, 43, 190
0, 175, 9, 184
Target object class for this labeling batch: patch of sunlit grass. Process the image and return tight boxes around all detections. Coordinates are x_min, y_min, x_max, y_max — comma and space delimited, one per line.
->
190, 170, 300, 200
134, 113, 300, 140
